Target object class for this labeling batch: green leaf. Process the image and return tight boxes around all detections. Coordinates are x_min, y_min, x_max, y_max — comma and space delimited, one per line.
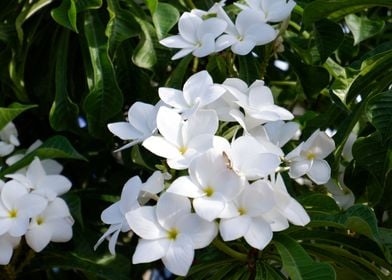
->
303, 0, 392, 27
238, 54, 261, 85
274, 234, 336, 280
75, 0, 102, 11
346, 50, 392, 103
165, 55, 193, 89
0, 135, 86, 177
207, 55, 228, 83
106, 0, 140, 55
313, 19, 344, 63
366, 90, 392, 143
145, 0, 158, 14
0, 102, 37, 130
51, 0, 78, 32
49, 30, 79, 132
256, 263, 286, 280
63, 193, 84, 227
345, 14, 385, 45
82, 11, 123, 137
298, 193, 340, 215
152, 3, 179, 40
132, 18, 157, 69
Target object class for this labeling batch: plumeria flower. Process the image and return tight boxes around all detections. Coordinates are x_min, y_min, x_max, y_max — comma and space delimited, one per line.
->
160, 12, 227, 60
236, 0, 296, 23
286, 130, 335, 184
159, 71, 225, 118
214, 135, 282, 180
219, 180, 274, 250
107, 101, 161, 152
0, 233, 21, 265
126, 192, 217, 276
227, 79, 293, 130
0, 122, 20, 157
215, 7, 277, 55
6, 158, 72, 201
167, 149, 244, 221
143, 107, 218, 170
95, 172, 164, 254
0, 180, 47, 237
25, 197, 74, 252
6, 140, 63, 175
325, 165, 355, 210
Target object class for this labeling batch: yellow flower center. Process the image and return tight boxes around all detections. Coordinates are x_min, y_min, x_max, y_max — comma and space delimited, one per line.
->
203, 186, 214, 197
8, 209, 18, 218
179, 146, 188, 155
306, 152, 315, 160
36, 216, 45, 225
167, 228, 179, 240
238, 207, 247, 216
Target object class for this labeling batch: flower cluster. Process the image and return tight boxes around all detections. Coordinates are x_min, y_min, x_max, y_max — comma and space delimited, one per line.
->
0, 123, 74, 265
99, 70, 336, 276
160, 0, 296, 58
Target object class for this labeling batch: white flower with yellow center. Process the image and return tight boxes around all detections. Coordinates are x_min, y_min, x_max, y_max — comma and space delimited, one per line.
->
143, 107, 218, 170
236, 0, 296, 23
126, 193, 217, 276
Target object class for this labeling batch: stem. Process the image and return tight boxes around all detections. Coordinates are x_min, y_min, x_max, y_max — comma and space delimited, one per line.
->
192, 57, 199, 73
184, 0, 196, 10
259, 45, 272, 80
212, 239, 247, 262
270, 81, 297, 86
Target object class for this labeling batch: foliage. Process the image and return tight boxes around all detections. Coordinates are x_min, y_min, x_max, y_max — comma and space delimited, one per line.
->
0, 0, 392, 279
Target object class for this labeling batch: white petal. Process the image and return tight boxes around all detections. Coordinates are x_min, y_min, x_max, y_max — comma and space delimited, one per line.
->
231, 40, 256, 55
157, 193, 191, 230
220, 215, 251, 241
244, 217, 272, 250
142, 136, 180, 159
26, 225, 52, 252
176, 213, 217, 249
193, 195, 225, 221
307, 160, 331, 184
172, 48, 194, 60
288, 159, 312, 178
183, 71, 213, 106
0, 239, 15, 265
128, 102, 156, 133
1, 180, 28, 210
156, 107, 182, 145
41, 159, 63, 175
197, 18, 227, 40
37, 175, 72, 200
125, 206, 166, 239
26, 158, 47, 186
94, 224, 121, 252
159, 88, 189, 110
183, 110, 219, 142
16, 193, 48, 218
107, 122, 141, 140
263, 209, 289, 231
142, 171, 164, 194
43, 198, 71, 220
215, 34, 237, 52
193, 33, 215, 57
245, 23, 276, 45
179, 12, 202, 43
167, 176, 204, 198
282, 198, 310, 226
243, 181, 275, 215
160, 35, 194, 48
162, 234, 194, 276
101, 202, 122, 224
119, 176, 142, 213
133, 238, 170, 264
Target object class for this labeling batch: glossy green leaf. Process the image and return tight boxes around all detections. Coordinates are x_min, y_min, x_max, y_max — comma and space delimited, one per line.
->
145, 0, 158, 14
238, 54, 261, 85
314, 19, 344, 63
132, 17, 157, 69
345, 14, 385, 45
49, 30, 79, 132
106, 0, 140, 54
63, 193, 84, 227
298, 193, 340, 215
0, 103, 37, 130
82, 11, 123, 137
165, 55, 193, 89
51, 0, 78, 32
152, 3, 179, 39
346, 50, 392, 103
366, 91, 392, 143
75, 0, 102, 11
0, 135, 86, 177
274, 234, 336, 280
256, 263, 286, 280
303, 0, 392, 27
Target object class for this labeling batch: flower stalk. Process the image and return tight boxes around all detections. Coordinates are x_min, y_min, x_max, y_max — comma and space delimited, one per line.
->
212, 238, 248, 262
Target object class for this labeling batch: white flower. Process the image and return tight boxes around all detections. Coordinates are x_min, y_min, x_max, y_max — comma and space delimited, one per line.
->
143, 107, 218, 170
219, 180, 274, 250
167, 149, 244, 221
107, 101, 161, 152
286, 130, 335, 184
95, 172, 164, 254
325, 166, 354, 210
25, 198, 74, 252
159, 71, 225, 118
249, 120, 299, 147
215, 7, 277, 55
126, 193, 217, 276
160, 12, 227, 60
0, 122, 20, 157
236, 0, 296, 23
0, 233, 20, 265
6, 158, 72, 201
0, 180, 47, 237
6, 140, 63, 174
214, 135, 282, 180
227, 80, 293, 130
